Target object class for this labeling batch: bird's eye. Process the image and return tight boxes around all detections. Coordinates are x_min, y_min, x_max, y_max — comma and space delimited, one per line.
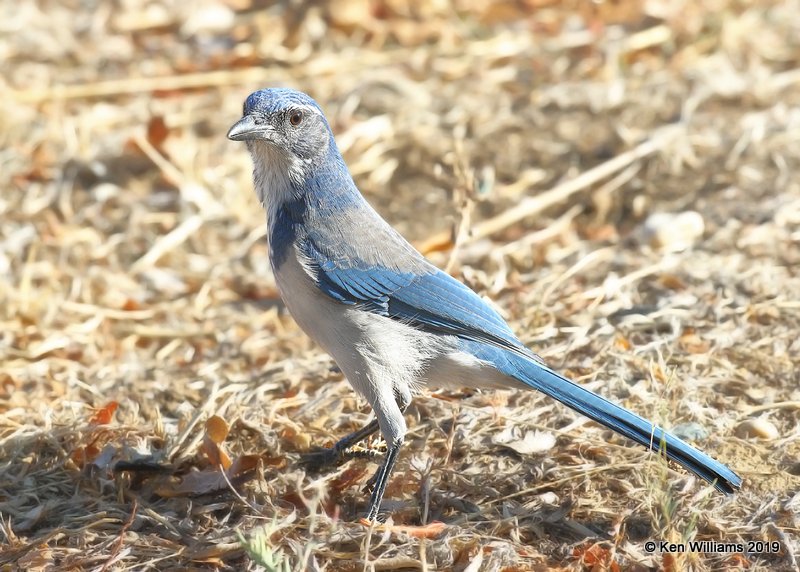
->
289, 111, 303, 126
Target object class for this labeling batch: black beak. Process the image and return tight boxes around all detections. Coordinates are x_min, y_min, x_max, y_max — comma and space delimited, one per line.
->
227, 115, 264, 141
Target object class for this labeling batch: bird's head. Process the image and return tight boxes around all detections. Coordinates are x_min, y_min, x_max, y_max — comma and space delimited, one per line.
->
228, 88, 334, 185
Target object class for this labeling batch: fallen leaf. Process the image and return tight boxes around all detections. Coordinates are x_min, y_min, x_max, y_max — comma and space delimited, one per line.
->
71, 442, 101, 466
147, 115, 169, 149
280, 426, 312, 450
91, 401, 119, 425
329, 465, 369, 493
358, 519, 447, 539
572, 543, 621, 572
155, 454, 259, 497
679, 330, 710, 354
205, 415, 230, 443
415, 234, 454, 256
188, 542, 243, 564
201, 415, 232, 469
614, 335, 632, 351
121, 297, 142, 311
228, 454, 259, 476
658, 273, 687, 290
156, 471, 222, 497
493, 427, 556, 455
0, 372, 18, 397
502, 430, 556, 455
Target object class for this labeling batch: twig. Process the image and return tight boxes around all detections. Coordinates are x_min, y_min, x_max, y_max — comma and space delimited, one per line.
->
220, 462, 262, 515
363, 557, 424, 570
99, 499, 138, 572
10, 68, 273, 103
577, 258, 677, 301
740, 401, 800, 417
132, 133, 186, 187
130, 214, 206, 272
492, 204, 582, 257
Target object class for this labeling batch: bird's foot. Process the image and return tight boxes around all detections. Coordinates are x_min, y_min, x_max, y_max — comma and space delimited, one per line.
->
300, 443, 385, 472
299, 447, 341, 471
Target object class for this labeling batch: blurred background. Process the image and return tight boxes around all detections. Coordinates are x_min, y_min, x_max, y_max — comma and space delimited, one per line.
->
2, 1, 799, 570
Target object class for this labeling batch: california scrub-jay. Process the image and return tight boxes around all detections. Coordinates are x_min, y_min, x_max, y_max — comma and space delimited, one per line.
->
227, 88, 741, 522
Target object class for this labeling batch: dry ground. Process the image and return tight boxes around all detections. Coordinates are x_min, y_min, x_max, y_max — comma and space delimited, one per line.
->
2, 0, 800, 570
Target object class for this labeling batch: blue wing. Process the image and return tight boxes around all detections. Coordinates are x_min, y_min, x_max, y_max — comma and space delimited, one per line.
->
301, 236, 532, 356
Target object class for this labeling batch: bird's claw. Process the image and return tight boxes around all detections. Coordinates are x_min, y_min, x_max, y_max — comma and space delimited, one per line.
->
301, 443, 385, 472
347, 444, 386, 460
299, 447, 342, 471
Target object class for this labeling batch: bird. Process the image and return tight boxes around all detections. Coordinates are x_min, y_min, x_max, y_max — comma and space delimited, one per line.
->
227, 88, 742, 522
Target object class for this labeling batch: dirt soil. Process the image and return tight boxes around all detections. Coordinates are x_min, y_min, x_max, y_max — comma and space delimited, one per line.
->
2, 1, 799, 570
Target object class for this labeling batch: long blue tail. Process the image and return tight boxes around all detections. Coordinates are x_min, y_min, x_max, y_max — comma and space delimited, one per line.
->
474, 343, 742, 493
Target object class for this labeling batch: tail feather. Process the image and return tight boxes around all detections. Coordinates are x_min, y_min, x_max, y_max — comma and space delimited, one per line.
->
497, 351, 742, 493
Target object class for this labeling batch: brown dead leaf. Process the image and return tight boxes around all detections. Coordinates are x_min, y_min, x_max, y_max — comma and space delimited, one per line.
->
329, 465, 369, 494
120, 297, 142, 311
188, 542, 242, 563
229, 454, 259, 476
261, 454, 287, 469
572, 542, 621, 572
201, 415, 232, 469
358, 519, 447, 539
91, 401, 119, 425
71, 441, 101, 466
582, 224, 618, 242
658, 273, 687, 290
614, 335, 632, 351
280, 491, 306, 511
155, 454, 259, 497
651, 364, 667, 383
662, 552, 677, 572
280, 426, 311, 450
679, 330, 711, 354
205, 415, 230, 443
155, 471, 224, 497
147, 115, 169, 149
415, 234, 455, 256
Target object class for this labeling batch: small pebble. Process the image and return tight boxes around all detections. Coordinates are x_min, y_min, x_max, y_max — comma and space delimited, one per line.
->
538, 491, 559, 505
181, 3, 235, 36
735, 418, 779, 440
643, 210, 705, 252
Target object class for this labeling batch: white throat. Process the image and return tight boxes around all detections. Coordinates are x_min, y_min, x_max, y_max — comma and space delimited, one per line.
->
249, 142, 307, 231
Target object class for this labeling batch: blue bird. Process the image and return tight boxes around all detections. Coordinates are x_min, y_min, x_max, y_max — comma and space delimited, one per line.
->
228, 88, 741, 521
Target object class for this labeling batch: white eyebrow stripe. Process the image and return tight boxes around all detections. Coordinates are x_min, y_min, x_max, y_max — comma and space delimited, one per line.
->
291, 104, 322, 116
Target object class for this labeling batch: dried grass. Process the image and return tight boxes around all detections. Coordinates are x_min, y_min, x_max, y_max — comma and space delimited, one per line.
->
2, 0, 799, 570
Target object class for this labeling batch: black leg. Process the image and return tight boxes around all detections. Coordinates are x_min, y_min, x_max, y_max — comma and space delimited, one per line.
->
302, 392, 412, 521
300, 419, 382, 471
361, 391, 412, 521
364, 436, 404, 522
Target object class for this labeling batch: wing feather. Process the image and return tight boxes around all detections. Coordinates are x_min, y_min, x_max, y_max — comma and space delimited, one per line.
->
301, 235, 533, 356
